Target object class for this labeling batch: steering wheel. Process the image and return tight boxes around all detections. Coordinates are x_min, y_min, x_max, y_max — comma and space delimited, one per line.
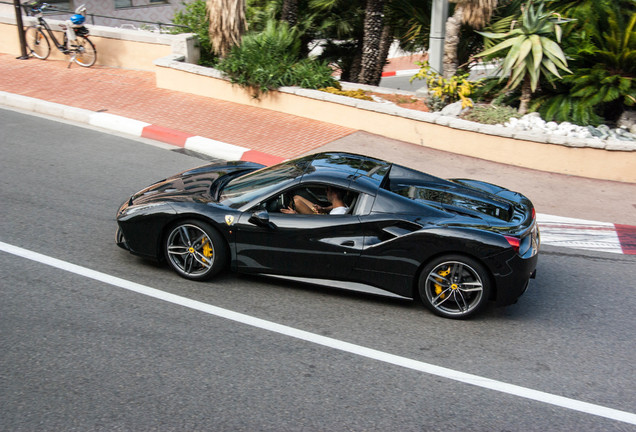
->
278, 193, 288, 211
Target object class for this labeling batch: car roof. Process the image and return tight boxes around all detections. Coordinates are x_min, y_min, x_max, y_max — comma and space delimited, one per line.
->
297, 152, 393, 194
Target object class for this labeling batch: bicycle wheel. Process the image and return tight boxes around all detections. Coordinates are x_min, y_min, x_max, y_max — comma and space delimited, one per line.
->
70, 35, 96, 67
24, 26, 50, 60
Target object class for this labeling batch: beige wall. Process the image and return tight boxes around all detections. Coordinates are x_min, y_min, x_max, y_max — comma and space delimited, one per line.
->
155, 65, 636, 183
0, 14, 195, 70
87, 37, 172, 69
2, 21, 23, 56
1, 23, 172, 68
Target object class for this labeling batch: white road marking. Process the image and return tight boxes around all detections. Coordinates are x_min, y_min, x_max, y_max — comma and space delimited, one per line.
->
537, 214, 624, 254
1, 240, 635, 426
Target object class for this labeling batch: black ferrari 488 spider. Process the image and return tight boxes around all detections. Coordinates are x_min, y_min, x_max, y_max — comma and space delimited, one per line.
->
116, 152, 539, 318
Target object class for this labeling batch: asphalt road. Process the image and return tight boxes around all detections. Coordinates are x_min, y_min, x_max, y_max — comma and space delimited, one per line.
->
380, 74, 425, 93
1, 108, 635, 431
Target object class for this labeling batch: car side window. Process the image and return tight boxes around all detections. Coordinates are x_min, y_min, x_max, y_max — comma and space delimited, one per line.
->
259, 184, 358, 215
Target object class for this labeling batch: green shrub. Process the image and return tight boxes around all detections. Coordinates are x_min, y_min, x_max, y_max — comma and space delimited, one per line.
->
529, 2, 636, 125
461, 104, 522, 125
217, 20, 337, 96
289, 61, 339, 90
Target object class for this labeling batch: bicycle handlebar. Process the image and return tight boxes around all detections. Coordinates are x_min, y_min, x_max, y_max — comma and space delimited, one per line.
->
23, 1, 57, 14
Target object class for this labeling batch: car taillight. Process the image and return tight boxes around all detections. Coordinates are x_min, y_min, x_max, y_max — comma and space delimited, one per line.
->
505, 236, 520, 253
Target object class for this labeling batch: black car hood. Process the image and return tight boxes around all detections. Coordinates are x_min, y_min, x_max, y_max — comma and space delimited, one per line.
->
128, 161, 264, 206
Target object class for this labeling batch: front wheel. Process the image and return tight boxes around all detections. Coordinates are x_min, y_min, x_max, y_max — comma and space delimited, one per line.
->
24, 26, 50, 60
164, 220, 227, 281
418, 255, 491, 319
70, 35, 96, 67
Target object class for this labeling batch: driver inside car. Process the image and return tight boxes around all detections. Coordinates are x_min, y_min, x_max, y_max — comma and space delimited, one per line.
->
281, 186, 348, 215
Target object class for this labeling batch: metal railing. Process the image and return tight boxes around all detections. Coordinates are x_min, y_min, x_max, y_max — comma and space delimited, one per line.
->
1, 1, 191, 33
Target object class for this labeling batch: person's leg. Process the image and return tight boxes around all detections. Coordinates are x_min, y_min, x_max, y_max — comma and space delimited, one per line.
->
292, 195, 317, 214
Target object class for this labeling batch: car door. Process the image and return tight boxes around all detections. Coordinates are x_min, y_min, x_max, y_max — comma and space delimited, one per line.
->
234, 210, 363, 280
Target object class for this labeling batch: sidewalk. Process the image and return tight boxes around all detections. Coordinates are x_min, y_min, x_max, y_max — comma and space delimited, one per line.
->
1, 53, 636, 237
0, 54, 354, 159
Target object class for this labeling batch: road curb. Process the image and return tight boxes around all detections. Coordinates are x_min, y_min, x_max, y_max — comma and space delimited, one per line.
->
0, 91, 284, 167
537, 214, 636, 255
381, 68, 420, 78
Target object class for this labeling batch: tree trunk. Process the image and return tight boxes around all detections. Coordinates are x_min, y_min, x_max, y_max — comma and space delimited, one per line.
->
373, 24, 393, 82
358, 0, 385, 86
344, 47, 363, 83
519, 75, 532, 114
207, 0, 246, 58
442, 5, 463, 79
281, 0, 298, 27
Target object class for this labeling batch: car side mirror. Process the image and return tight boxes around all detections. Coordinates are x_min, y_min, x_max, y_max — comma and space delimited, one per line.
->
249, 210, 272, 228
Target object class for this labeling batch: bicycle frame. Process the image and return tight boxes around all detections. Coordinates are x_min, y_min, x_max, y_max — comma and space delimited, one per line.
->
32, 13, 67, 52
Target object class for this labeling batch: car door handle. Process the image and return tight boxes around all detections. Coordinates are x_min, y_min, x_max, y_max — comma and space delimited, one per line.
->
341, 240, 355, 247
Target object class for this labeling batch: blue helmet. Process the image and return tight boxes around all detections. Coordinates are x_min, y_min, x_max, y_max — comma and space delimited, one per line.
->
70, 14, 85, 25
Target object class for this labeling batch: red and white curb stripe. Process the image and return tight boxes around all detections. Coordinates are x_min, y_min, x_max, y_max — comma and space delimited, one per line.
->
537, 214, 636, 255
3, 92, 635, 255
88, 112, 285, 166
0, 92, 285, 167
381, 69, 420, 78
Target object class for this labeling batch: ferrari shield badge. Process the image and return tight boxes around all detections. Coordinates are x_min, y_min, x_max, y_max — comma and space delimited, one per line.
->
225, 215, 235, 226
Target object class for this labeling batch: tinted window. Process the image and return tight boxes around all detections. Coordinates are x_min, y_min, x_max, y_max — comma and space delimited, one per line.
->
219, 160, 307, 209
312, 153, 390, 182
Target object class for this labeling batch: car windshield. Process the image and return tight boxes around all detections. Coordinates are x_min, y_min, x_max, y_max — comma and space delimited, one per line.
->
219, 159, 309, 209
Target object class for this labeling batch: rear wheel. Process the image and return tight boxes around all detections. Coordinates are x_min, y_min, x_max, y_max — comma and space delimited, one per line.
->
70, 35, 96, 67
164, 220, 227, 281
418, 255, 491, 319
24, 26, 50, 60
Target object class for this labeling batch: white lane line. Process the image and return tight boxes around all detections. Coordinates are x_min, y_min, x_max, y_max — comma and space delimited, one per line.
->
2, 241, 635, 426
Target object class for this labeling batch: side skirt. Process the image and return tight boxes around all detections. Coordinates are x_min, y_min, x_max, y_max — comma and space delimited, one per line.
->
259, 274, 413, 300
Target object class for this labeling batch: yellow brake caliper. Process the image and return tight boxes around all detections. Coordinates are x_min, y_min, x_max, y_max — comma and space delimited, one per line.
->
435, 266, 451, 299
201, 238, 213, 264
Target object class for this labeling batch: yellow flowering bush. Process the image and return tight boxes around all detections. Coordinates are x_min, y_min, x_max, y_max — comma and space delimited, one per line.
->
411, 61, 478, 109
319, 87, 373, 101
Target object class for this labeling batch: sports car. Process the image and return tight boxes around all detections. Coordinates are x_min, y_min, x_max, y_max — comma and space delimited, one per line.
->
116, 152, 539, 319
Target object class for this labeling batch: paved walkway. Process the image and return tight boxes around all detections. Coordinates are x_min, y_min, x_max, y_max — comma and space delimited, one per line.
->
0, 53, 354, 159
1, 53, 635, 254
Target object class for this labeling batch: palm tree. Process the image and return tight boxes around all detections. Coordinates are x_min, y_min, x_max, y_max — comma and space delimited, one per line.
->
358, 0, 388, 85
309, 0, 386, 85
387, 0, 433, 53
475, 0, 572, 114
207, 0, 247, 58
443, 0, 498, 78
281, 0, 298, 27
535, 0, 636, 125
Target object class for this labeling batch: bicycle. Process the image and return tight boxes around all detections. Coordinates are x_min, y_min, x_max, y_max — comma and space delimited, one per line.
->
23, 2, 97, 68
